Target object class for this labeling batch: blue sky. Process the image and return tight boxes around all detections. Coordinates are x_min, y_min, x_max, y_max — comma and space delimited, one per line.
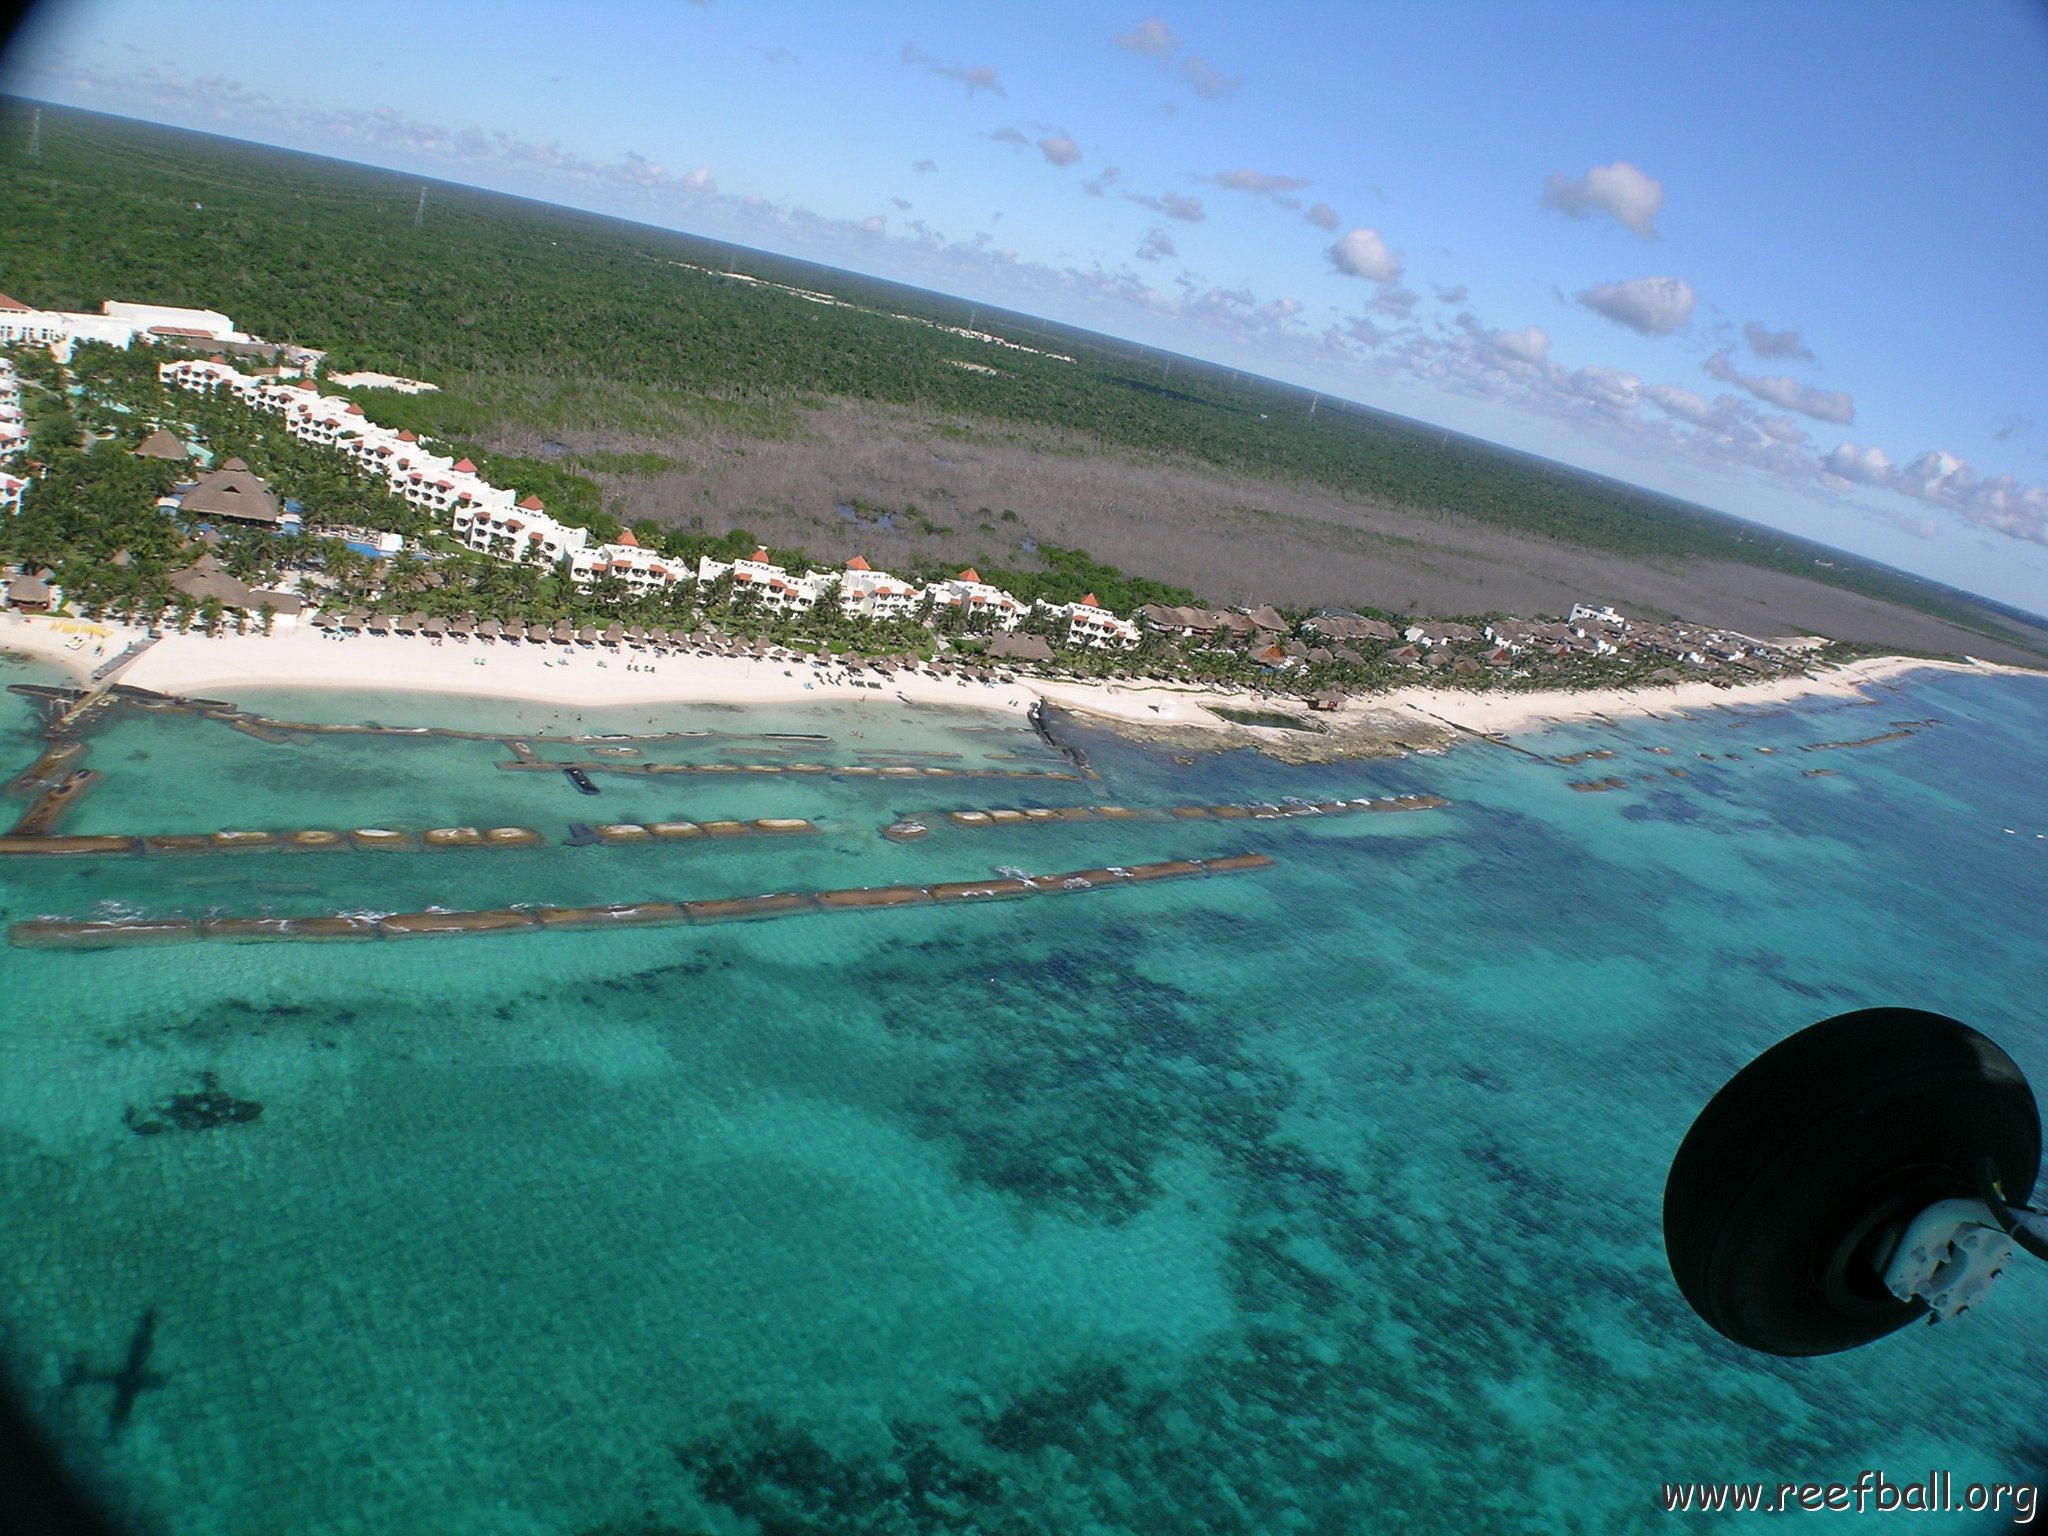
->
6, 1, 2046, 611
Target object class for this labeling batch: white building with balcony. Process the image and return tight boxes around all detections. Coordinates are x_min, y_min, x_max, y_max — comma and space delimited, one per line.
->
1038, 592, 1140, 649
568, 529, 687, 593
925, 567, 1027, 630
836, 555, 921, 620
696, 547, 834, 614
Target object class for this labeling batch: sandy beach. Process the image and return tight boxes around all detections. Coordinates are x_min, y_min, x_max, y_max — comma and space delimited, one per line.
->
2, 610, 2032, 750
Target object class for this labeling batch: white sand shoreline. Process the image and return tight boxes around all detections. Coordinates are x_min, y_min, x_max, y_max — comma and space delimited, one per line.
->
4, 612, 2037, 748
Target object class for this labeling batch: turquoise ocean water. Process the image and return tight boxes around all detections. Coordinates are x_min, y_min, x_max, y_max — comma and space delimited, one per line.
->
2, 654, 2045, 1534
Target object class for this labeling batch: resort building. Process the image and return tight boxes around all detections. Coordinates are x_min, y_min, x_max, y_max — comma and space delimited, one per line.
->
567, 529, 687, 594
926, 567, 1028, 630
451, 495, 590, 569
1, 296, 249, 359
1037, 592, 1141, 649
151, 338, 1180, 651
135, 427, 190, 461
695, 548, 834, 614
176, 458, 282, 527
0, 472, 26, 513
836, 555, 921, 620
0, 361, 24, 464
3, 570, 56, 611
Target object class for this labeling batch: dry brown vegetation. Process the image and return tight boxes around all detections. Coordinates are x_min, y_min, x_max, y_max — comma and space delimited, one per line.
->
505, 401, 2048, 665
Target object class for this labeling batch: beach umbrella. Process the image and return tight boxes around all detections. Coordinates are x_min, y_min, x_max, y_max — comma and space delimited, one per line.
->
555, 620, 577, 643
604, 622, 625, 645
421, 615, 447, 636
528, 622, 552, 644
578, 624, 600, 645
626, 624, 646, 644
366, 612, 390, 634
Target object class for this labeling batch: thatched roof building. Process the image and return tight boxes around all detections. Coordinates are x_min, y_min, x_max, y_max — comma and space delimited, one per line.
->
178, 457, 280, 526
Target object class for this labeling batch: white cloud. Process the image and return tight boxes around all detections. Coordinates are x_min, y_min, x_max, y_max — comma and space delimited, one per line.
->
1181, 56, 1242, 100
1491, 325, 1550, 365
1371, 286, 1420, 320
1578, 275, 1695, 335
988, 127, 1029, 151
1823, 443, 1895, 485
1126, 189, 1205, 221
1433, 283, 1469, 305
1037, 132, 1082, 167
1136, 228, 1176, 262
912, 158, 938, 173
900, 43, 1004, 97
1705, 349, 1854, 424
857, 214, 887, 234
1113, 18, 1178, 55
1645, 383, 1718, 426
1743, 321, 1814, 362
1083, 165, 1121, 197
1205, 167, 1311, 204
1304, 202, 1340, 232
1540, 160, 1664, 238
681, 165, 715, 194
1754, 413, 1808, 446
1326, 227, 1402, 283
1114, 19, 1241, 99
1564, 365, 1642, 413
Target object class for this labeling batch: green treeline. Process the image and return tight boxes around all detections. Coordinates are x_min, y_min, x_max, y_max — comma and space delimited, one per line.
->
0, 101, 2007, 637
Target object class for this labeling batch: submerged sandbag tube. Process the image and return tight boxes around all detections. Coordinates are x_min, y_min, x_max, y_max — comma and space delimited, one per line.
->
498, 758, 1083, 782
928, 793, 1446, 833
0, 818, 817, 858
7, 853, 1278, 949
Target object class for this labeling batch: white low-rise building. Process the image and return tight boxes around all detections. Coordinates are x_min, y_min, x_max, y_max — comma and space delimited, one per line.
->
3, 296, 249, 358
1038, 592, 1141, 649
697, 547, 834, 614
452, 494, 590, 568
568, 529, 686, 593
0, 471, 27, 512
926, 567, 1028, 630
837, 555, 921, 620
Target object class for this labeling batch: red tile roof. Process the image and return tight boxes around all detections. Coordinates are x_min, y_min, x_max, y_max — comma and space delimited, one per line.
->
845, 554, 871, 571
617, 529, 639, 547
957, 567, 980, 583
518, 495, 544, 510
0, 293, 30, 312
397, 429, 417, 442
452, 458, 476, 473
751, 547, 770, 562
1079, 592, 1099, 607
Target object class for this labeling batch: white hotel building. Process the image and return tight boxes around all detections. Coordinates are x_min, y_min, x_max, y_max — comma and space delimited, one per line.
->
836, 555, 922, 620
156, 354, 1150, 643
696, 548, 836, 615
1038, 593, 1141, 649
2, 296, 252, 359
927, 567, 1028, 630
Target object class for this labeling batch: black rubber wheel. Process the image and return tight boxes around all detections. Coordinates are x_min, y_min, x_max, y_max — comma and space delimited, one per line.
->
1664, 1008, 2039, 1357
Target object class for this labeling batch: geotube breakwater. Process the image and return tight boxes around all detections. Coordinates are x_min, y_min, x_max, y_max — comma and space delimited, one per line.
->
7, 853, 1277, 949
